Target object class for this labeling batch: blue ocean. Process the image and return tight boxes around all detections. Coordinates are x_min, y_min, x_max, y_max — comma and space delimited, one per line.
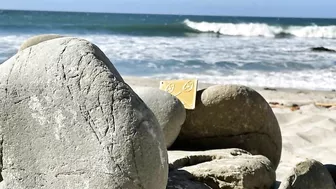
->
1, 10, 336, 90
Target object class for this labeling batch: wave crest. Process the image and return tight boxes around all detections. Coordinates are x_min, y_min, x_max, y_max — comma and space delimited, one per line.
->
184, 19, 336, 39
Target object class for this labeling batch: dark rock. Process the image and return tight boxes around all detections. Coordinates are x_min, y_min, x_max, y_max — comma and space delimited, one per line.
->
311, 46, 336, 53
325, 164, 336, 184
264, 87, 277, 91
279, 159, 336, 189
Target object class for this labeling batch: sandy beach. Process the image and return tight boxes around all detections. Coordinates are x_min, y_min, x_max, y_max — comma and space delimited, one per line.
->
124, 76, 336, 184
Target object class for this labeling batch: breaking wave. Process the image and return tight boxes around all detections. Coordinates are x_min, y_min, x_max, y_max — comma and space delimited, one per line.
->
184, 19, 336, 39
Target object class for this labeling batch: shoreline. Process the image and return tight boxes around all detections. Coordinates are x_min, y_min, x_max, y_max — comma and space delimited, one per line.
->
124, 76, 336, 92
124, 76, 336, 105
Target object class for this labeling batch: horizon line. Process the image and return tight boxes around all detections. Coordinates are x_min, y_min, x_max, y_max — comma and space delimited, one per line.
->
1, 8, 336, 20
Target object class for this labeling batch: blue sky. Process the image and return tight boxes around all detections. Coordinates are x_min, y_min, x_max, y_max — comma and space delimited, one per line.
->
1, 0, 336, 18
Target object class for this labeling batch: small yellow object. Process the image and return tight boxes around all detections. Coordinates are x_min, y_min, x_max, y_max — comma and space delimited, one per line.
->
315, 103, 336, 108
159, 79, 198, 110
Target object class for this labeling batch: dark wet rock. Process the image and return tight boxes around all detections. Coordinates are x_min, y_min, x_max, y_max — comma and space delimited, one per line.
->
325, 164, 336, 185
311, 46, 336, 53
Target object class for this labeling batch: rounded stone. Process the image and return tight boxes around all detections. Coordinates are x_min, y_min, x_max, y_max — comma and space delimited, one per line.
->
279, 159, 336, 189
0, 37, 168, 189
19, 34, 64, 51
133, 87, 186, 148
171, 84, 282, 168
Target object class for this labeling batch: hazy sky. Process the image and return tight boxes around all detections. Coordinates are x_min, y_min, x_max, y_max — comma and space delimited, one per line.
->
1, 0, 336, 18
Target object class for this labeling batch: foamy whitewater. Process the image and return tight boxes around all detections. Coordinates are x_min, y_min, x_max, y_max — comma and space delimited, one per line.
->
184, 19, 336, 38
1, 10, 336, 90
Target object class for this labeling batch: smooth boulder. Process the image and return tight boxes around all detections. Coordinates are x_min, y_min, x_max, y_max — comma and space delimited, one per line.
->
167, 149, 276, 189
19, 34, 64, 51
171, 85, 282, 168
133, 87, 186, 148
0, 37, 168, 189
279, 159, 336, 189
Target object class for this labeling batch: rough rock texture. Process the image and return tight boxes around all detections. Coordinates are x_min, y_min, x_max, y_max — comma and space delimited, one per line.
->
171, 85, 282, 168
279, 159, 336, 189
167, 149, 276, 189
0, 37, 168, 189
132, 87, 186, 148
19, 34, 64, 51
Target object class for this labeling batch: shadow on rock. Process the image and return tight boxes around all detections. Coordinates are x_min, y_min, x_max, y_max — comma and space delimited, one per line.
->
273, 181, 281, 189
325, 164, 336, 184
167, 170, 211, 189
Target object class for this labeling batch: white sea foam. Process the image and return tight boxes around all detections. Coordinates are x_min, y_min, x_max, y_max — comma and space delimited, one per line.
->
184, 19, 336, 39
150, 69, 336, 91
1, 33, 335, 90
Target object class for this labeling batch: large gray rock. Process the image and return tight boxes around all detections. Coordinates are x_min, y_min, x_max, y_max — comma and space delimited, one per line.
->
0, 37, 168, 189
167, 149, 276, 189
279, 159, 336, 189
132, 87, 186, 148
171, 85, 282, 168
19, 34, 64, 51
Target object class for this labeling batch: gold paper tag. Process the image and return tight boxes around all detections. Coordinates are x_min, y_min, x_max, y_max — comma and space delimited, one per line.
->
159, 79, 198, 109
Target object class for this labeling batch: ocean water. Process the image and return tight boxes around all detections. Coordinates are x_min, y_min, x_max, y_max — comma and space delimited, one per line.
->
1, 10, 336, 90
